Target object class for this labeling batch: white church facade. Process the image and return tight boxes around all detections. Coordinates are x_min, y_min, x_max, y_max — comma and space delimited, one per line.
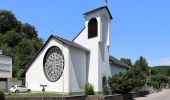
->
24, 6, 129, 93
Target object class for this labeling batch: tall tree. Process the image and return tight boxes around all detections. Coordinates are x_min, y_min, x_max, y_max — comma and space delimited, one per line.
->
120, 58, 132, 67
0, 10, 21, 34
0, 9, 43, 77
167, 69, 170, 76
1, 30, 22, 47
133, 56, 149, 71
22, 23, 38, 38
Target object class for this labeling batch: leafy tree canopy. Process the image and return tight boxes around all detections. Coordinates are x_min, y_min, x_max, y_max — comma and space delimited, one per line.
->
120, 58, 132, 67
149, 67, 170, 89
22, 23, 38, 38
0, 10, 43, 77
133, 56, 149, 71
0, 10, 21, 34
108, 66, 148, 94
108, 56, 150, 94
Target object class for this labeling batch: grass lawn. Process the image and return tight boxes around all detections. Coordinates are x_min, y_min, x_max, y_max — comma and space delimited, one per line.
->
6, 92, 63, 97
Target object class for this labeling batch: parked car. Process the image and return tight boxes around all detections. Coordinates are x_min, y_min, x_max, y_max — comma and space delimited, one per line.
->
10, 85, 31, 93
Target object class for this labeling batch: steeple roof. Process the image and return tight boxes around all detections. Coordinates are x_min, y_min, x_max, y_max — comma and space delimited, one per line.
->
84, 6, 113, 20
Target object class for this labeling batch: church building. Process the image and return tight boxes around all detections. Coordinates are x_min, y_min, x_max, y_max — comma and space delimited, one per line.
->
24, 6, 129, 93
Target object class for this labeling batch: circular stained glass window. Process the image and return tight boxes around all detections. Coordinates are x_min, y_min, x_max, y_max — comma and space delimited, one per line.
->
43, 46, 64, 82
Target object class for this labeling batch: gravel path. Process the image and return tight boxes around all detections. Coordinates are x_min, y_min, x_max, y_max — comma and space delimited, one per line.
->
134, 89, 170, 100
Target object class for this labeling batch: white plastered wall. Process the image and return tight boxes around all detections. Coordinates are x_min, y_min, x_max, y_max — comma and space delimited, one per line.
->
26, 38, 70, 93
74, 28, 99, 92
0, 56, 12, 78
69, 47, 87, 92
110, 63, 126, 75
98, 12, 112, 92
74, 8, 112, 92
0, 56, 12, 92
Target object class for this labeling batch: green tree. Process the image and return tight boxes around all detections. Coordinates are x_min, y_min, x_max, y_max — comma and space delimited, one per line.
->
120, 58, 132, 67
1, 30, 22, 47
13, 38, 43, 77
149, 67, 170, 89
150, 74, 169, 89
133, 56, 149, 71
22, 23, 38, 38
108, 66, 148, 94
167, 69, 170, 76
0, 9, 43, 77
151, 68, 167, 75
108, 56, 150, 94
0, 10, 21, 34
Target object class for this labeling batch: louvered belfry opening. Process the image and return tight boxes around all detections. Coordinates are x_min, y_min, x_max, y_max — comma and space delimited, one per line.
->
88, 18, 98, 39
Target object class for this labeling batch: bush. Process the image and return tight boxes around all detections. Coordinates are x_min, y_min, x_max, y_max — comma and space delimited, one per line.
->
84, 82, 94, 95
103, 85, 110, 95
108, 66, 148, 94
0, 90, 5, 100
150, 74, 169, 89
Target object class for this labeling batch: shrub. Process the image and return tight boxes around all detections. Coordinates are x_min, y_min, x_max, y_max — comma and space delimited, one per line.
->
84, 82, 94, 95
103, 85, 110, 95
0, 90, 5, 100
108, 66, 148, 94
150, 74, 169, 89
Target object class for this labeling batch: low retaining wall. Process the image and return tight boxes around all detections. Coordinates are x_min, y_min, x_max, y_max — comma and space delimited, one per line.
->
5, 95, 123, 100
101, 94, 123, 100
5, 92, 146, 100
138, 91, 149, 97
122, 93, 138, 100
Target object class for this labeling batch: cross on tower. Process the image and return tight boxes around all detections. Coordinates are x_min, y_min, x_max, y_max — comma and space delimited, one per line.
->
105, 0, 108, 5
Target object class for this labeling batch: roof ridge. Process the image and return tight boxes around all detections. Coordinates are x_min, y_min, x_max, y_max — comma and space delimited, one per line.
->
22, 34, 90, 77
52, 35, 89, 52
109, 55, 130, 68
84, 6, 113, 20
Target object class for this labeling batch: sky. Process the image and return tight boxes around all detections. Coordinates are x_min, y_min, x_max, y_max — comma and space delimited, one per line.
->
0, 0, 170, 67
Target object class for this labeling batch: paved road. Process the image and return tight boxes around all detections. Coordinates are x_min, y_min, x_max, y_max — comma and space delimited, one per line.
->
135, 89, 170, 100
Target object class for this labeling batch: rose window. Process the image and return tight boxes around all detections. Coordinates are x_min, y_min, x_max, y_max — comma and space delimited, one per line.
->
43, 46, 64, 82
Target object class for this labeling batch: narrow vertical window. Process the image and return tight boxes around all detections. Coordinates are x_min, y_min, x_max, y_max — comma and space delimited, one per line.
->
102, 76, 106, 89
88, 18, 98, 39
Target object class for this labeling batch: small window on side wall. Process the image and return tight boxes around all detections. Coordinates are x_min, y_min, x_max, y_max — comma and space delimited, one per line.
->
88, 18, 98, 39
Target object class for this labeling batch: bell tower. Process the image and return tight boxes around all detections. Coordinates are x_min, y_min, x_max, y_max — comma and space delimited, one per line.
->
73, 6, 112, 92
84, 6, 112, 46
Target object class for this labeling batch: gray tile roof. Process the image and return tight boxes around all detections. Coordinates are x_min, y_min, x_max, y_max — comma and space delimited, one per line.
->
22, 35, 89, 77
109, 55, 130, 68
84, 6, 113, 20
22, 34, 129, 77
52, 35, 89, 52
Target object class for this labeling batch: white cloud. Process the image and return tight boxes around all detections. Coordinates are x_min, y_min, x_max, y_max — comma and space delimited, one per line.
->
148, 57, 170, 67
148, 60, 157, 67
158, 57, 170, 66
148, 61, 156, 64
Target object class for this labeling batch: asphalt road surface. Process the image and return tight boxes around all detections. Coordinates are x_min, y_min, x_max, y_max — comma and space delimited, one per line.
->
134, 89, 170, 100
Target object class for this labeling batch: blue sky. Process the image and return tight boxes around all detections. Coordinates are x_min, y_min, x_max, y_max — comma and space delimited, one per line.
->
0, 0, 170, 66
